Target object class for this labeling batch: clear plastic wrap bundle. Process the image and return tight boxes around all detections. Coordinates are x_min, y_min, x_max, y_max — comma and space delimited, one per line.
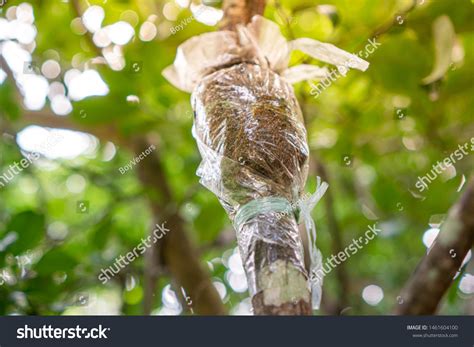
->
192, 61, 310, 301
164, 16, 368, 310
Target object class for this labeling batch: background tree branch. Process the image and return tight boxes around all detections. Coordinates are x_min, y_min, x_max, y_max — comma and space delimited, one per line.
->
1, 51, 225, 314
395, 176, 474, 315
315, 160, 350, 314
70, 0, 102, 56
21, 111, 124, 144
133, 137, 227, 315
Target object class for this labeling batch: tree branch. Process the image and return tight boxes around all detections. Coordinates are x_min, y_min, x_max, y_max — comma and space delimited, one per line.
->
220, 0, 266, 30
133, 137, 227, 315
70, 0, 102, 56
2, 17, 223, 316
395, 176, 474, 315
10, 110, 226, 315
315, 161, 350, 314
370, 0, 419, 40
21, 110, 124, 145
217, 0, 314, 316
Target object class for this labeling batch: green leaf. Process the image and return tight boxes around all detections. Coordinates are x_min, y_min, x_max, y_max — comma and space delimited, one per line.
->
92, 215, 113, 249
422, 15, 456, 84
5, 211, 45, 255
0, 81, 21, 120
35, 248, 77, 275
194, 199, 227, 244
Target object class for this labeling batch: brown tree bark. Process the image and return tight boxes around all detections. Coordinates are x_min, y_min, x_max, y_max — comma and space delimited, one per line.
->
217, 0, 313, 316
220, 0, 266, 31
315, 161, 349, 314
65, 2, 224, 314
394, 176, 474, 315
2, 53, 225, 314
133, 138, 226, 315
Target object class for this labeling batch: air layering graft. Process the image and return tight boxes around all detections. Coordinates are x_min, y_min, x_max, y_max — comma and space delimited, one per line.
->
163, 16, 368, 313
